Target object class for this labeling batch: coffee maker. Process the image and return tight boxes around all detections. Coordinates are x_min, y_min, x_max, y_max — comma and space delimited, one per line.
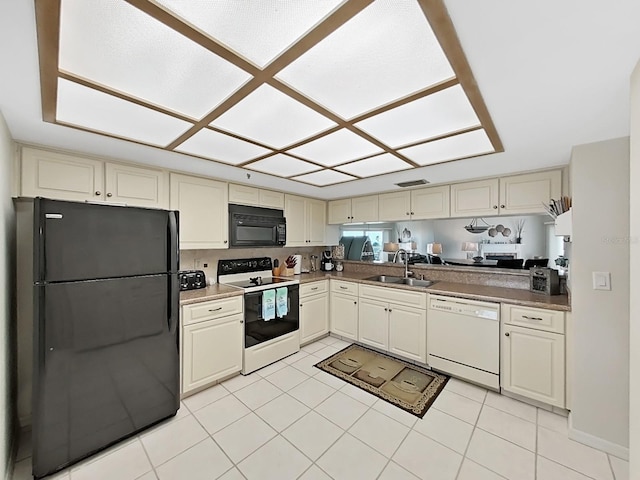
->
321, 250, 333, 271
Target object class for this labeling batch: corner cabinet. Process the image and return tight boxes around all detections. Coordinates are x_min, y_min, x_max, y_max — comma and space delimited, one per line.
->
285, 194, 326, 247
299, 280, 329, 345
170, 173, 228, 250
182, 296, 243, 395
500, 304, 565, 408
21, 147, 169, 208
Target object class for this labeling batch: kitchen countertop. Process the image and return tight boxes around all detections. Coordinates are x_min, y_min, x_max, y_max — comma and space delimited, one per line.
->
180, 270, 570, 311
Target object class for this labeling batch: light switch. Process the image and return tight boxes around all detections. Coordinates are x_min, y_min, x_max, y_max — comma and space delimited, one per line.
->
592, 271, 611, 290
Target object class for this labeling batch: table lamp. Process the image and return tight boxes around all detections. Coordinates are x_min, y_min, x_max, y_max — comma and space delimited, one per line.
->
461, 242, 479, 260
428, 243, 443, 256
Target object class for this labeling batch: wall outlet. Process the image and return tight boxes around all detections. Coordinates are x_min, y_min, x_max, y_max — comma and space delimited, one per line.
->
592, 271, 611, 290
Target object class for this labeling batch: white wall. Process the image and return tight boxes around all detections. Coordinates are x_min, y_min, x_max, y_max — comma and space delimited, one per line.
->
629, 60, 640, 479
430, 215, 547, 260
0, 111, 16, 478
570, 137, 630, 455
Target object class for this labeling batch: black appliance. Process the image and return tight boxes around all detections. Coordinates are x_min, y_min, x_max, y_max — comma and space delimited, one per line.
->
228, 204, 286, 248
31, 198, 179, 478
321, 250, 333, 271
179, 270, 206, 291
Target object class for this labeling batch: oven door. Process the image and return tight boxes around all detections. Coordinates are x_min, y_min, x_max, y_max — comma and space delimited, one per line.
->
243, 285, 299, 348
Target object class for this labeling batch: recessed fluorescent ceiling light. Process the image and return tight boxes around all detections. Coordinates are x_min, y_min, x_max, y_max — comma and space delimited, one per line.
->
36, 0, 501, 187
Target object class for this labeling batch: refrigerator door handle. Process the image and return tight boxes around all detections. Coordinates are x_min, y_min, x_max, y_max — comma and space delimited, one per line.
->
168, 211, 179, 272
168, 274, 179, 335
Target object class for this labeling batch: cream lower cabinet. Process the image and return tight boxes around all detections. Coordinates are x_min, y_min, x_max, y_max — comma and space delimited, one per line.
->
300, 281, 329, 345
21, 147, 169, 208
501, 304, 565, 408
329, 280, 359, 340
182, 297, 243, 395
357, 284, 427, 363
170, 173, 228, 249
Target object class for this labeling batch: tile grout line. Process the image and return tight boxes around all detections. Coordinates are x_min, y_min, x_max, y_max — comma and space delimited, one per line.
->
453, 388, 486, 480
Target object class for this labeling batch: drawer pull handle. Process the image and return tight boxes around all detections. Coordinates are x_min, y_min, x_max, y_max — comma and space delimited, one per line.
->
522, 315, 543, 321
340, 286, 347, 290
311, 287, 318, 290
209, 307, 223, 312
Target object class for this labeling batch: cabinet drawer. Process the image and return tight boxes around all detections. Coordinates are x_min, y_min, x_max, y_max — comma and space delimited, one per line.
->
300, 280, 328, 297
502, 304, 564, 333
183, 296, 243, 325
330, 280, 358, 296
359, 284, 426, 309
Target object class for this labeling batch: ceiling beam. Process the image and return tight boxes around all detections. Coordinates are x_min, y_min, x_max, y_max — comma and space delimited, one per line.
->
35, 0, 61, 122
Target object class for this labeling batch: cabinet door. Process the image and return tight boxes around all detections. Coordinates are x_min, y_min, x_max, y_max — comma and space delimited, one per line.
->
300, 293, 329, 345
501, 324, 565, 407
450, 179, 499, 217
182, 314, 243, 394
328, 198, 352, 224
411, 185, 450, 220
307, 198, 326, 245
104, 163, 169, 209
170, 173, 228, 249
499, 170, 562, 215
389, 304, 426, 363
330, 292, 358, 340
259, 189, 285, 209
228, 183, 259, 206
378, 191, 410, 222
358, 298, 389, 351
284, 194, 306, 247
21, 147, 104, 202
351, 195, 379, 222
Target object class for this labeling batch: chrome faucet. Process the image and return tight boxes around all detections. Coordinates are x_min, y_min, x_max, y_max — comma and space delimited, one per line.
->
393, 248, 409, 278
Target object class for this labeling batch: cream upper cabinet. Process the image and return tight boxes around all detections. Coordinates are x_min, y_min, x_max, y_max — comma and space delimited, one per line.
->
170, 173, 228, 250
21, 147, 169, 208
285, 194, 326, 246
499, 170, 561, 215
328, 198, 352, 224
450, 178, 500, 218
328, 195, 378, 224
379, 185, 450, 221
228, 183, 284, 210
104, 163, 169, 208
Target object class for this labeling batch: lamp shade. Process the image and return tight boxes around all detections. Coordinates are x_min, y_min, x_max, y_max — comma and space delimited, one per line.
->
428, 243, 443, 255
461, 241, 478, 252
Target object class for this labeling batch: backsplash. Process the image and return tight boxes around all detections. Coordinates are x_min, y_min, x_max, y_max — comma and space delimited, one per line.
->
180, 246, 326, 282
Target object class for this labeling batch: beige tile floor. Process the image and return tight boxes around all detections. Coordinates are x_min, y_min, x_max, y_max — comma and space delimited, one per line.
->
11, 336, 629, 480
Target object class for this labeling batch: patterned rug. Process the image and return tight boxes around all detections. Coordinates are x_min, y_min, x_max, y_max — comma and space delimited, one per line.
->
314, 344, 449, 418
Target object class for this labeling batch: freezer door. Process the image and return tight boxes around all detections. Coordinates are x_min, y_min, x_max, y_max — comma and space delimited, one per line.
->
32, 274, 179, 478
34, 198, 179, 282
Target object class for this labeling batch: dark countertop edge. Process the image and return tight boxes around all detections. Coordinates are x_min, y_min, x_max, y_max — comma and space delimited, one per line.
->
179, 271, 570, 312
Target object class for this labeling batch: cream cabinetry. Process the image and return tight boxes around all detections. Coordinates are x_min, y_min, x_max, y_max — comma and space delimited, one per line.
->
285, 194, 326, 247
501, 304, 565, 408
451, 170, 561, 217
329, 280, 359, 340
182, 296, 243, 395
358, 284, 427, 363
228, 183, 284, 209
170, 173, 228, 250
299, 280, 329, 345
378, 185, 450, 221
21, 147, 169, 208
327, 195, 378, 224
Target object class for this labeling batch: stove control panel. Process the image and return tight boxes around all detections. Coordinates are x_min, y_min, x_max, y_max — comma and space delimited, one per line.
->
218, 257, 273, 276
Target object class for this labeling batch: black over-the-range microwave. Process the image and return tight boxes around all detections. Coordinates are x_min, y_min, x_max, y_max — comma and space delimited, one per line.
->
228, 204, 286, 248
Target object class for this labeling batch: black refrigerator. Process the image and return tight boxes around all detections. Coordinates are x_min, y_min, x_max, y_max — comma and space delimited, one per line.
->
31, 198, 180, 478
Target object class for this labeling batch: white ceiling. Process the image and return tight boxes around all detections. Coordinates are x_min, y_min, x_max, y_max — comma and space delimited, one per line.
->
1, 1, 640, 199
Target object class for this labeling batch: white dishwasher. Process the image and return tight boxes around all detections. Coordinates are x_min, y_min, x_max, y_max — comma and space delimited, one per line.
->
427, 295, 500, 389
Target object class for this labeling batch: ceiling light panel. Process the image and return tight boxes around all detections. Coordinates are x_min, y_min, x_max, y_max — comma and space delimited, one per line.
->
156, 0, 345, 67
292, 169, 355, 186
211, 84, 336, 148
175, 129, 272, 165
399, 129, 495, 166
56, 78, 191, 146
59, 0, 251, 119
287, 128, 383, 166
355, 85, 480, 147
335, 153, 412, 177
276, 0, 454, 119
246, 154, 321, 177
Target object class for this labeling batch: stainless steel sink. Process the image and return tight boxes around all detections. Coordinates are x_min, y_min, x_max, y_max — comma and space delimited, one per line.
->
365, 275, 435, 288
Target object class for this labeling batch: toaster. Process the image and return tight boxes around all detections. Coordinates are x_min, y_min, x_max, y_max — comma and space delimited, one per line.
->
179, 270, 206, 291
